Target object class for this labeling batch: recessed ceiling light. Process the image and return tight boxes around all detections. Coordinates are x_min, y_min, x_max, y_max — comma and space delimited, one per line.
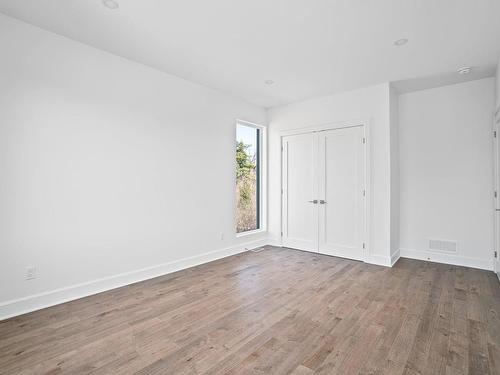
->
265, 80, 275, 85
457, 66, 472, 75
102, 0, 119, 9
394, 38, 408, 46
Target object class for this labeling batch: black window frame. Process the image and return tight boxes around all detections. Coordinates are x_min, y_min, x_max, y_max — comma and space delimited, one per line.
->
235, 122, 262, 234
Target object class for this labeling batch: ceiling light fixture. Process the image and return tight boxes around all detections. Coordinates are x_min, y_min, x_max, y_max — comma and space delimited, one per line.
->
265, 80, 275, 85
457, 66, 471, 75
394, 38, 408, 46
102, 0, 119, 9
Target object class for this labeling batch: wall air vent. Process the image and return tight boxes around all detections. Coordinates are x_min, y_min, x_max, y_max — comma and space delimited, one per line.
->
428, 239, 457, 253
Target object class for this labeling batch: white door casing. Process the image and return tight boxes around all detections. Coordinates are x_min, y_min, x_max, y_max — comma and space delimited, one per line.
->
494, 111, 500, 274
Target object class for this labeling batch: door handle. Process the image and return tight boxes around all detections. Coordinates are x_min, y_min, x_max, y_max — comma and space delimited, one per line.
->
319, 200, 326, 204
308, 200, 318, 204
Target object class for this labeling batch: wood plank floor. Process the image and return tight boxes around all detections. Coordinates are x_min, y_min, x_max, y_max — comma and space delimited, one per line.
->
0, 246, 499, 374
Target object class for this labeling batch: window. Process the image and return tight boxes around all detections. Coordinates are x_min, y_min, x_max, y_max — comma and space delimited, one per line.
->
236, 122, 261, 233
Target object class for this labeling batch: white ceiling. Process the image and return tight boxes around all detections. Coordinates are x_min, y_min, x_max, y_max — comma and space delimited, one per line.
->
392, 65, 497, 94
0, 0, 499, 108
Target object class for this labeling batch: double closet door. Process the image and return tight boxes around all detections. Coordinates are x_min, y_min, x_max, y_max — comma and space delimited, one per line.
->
282, 126, 366, 261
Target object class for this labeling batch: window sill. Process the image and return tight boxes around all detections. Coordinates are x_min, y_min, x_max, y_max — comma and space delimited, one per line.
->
236, 228, 266, 238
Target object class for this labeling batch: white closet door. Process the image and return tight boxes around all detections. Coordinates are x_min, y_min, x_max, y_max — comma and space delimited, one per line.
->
282, 133, 318, 252
318, 126, 365, 260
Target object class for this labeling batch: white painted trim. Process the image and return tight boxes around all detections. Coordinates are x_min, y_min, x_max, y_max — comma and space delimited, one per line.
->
0, 239, 267, 321
493, 113, 499, 274
236, 228, 265, 238
399, 248, 493, 271
279, 118, 368, 137
363, 121, 372, 262
266, 236, 283, 248
279, 119, 372, 264
15, 240, 492, 321
391, 249, 401, 266
236, 118, 266, 129
365, 254, 392, 267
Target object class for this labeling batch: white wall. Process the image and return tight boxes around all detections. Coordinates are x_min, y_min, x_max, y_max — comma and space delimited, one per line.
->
0, 14, 267, 318
267, 83, 394, 266
496, 57, 500, 112
399, 78, 495, 270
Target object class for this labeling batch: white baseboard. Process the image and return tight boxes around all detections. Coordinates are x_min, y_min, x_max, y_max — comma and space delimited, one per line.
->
399, 248, 493, 271
0, 239, 267, 321
266, 237, 283, 247
6, 241, 490, 320
391, 249, 401, 266
365, 254, 392, 267
365, 249, 400, 268
273, 240, 397, 268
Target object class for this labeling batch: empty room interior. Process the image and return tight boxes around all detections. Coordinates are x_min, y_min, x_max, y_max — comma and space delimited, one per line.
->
1, 1, 500, 374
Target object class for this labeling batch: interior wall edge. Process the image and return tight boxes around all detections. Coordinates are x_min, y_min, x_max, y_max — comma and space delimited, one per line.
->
365, 254, 393, 267
391, 249, 401, 266
0, 238, 267, 321
399, 248, 493, 271
266, 237, 283, 247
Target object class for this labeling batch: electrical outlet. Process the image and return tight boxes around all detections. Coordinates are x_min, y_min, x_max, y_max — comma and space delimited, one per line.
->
25, 266, 36, 280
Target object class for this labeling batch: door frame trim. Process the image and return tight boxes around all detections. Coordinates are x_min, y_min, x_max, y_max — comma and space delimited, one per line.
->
494, 110, 500, 275
279, 118, 371, 263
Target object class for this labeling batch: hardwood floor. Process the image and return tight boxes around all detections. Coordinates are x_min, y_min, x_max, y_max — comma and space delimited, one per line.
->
0, 246, 499, 374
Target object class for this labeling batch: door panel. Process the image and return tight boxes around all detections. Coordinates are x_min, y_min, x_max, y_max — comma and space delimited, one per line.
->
318, 126, 364, 260
282, 133, 318, 252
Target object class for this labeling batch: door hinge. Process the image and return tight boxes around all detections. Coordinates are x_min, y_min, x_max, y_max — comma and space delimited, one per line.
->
281, 231, 283, 237
495, 191, 498, 199
281, 145, 284, 152
495, 250, 498, 259
494, 131, 497, 138
362, 137, 366, 144
363, 190, 366, 197
362, 243, 366, 249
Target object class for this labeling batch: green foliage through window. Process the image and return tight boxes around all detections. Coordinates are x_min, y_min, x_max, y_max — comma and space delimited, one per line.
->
236, 125, 259, 233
